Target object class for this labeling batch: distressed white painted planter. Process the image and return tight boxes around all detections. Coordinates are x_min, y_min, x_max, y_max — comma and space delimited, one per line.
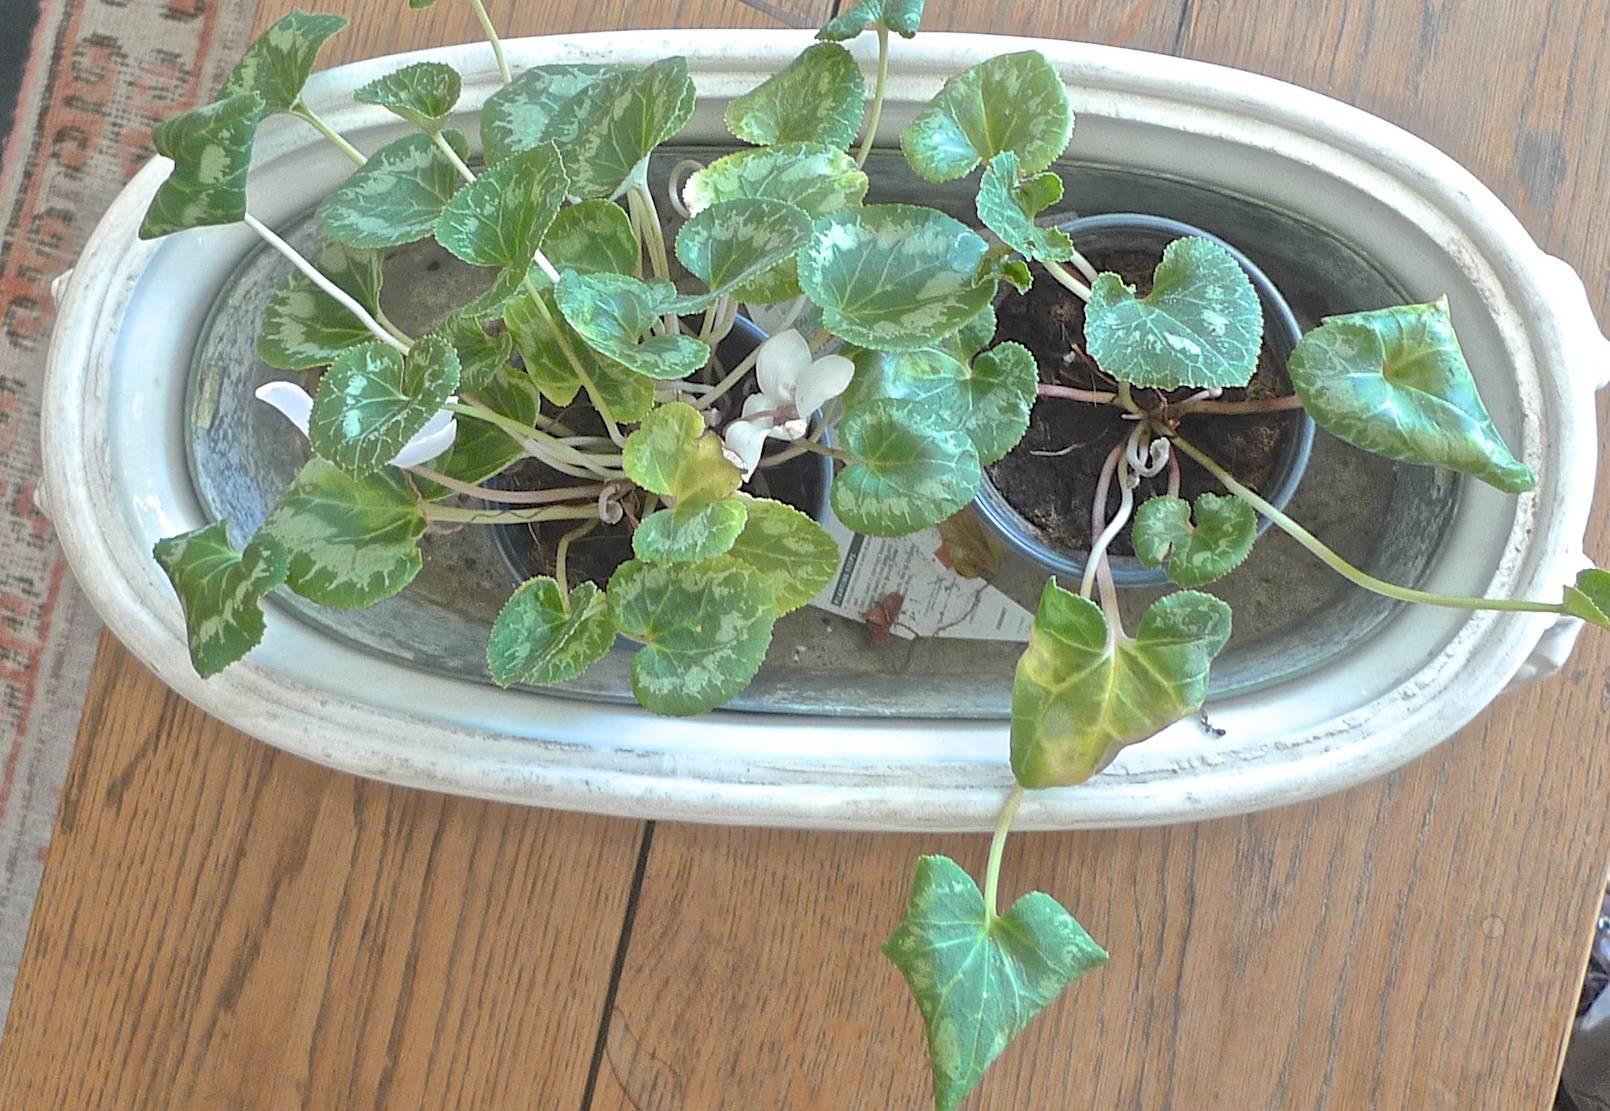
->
41, 31, 1609, 830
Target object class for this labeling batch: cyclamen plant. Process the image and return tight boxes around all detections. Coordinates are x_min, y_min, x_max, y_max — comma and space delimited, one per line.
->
140, 1, 1610, 1106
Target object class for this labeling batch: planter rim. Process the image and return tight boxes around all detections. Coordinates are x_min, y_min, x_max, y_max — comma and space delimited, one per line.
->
39, 30, 1609, 831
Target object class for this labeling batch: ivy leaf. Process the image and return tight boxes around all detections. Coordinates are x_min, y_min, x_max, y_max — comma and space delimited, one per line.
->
319, 129, 468, 248
487, 579, 614, 686
622, 401, 740, 501
139, 92, 266, 239
1011, 583, 1232, 788
481, 63, 630, 165
544, 57, 696, 199
726, 497, 840, 614
354, 61, 461, 131
799, 204, 995, 351
542, 198, 638, 276
975, 150, 1073, 263
683, 143, 868, 220
1132, 493, 1257, 588
843, 341, 1034, 466
818, 0, 924, 39
554, 271, 710, 380
435, 141, 568, 269
900, 51, 1071, 183
1085, 236, 1263, 390
725, 42, 865, 149
632, 498, 750, 563
1564, 569, 1610, 630
256, 242, 385, 370
308, 336, 460, 476
414, 369, 538, 495
220, 10, 347, 115
673, 197, 813, 308
153, 522, 290, 678
884, 854, 1107, 1111
1287, 297, 1535, 493
609, 556, 778, 715
832, 398, 981, 536
425, 312, 511, 393
259, 459, 427, 608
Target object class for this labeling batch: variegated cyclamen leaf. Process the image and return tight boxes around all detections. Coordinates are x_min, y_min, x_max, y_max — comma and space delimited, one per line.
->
975, 150, 1074, 263
554, 271, 710, 380
414, 369, 538, 496
818, 0, 924, 39
221, 10, 347, 114
307, 336, 460, 476
935, 303, 998, 363
543, 57, 696, 199
541, 199, 639, 277
1132, 493, 1257, 588
885, 854, 1107, 1111
1085, 236, 1263, 390
683, 142, 868, 220
843, 341, 1034, 465
505, 286, 655, 420
799, 204, 995, 351
487, 578, 614, 686
725, 42, 865, 149
726, 497, 840, 614
481, 63, 631, 165
256, 242, 386, 370
832, 398, 981, 536
153, 522, 290, 678
139, 92, 266, 239
1564, 569, 1610, 630
435, 141, 568, 269
977, 251, 1033, 294
259, 459, 427, 608
609, 556, 777, 716
354, 61, 461, 131
1287, 297, 1535, 494
632, 498, 749, 563
673, 198, 813, 308
622, 401, 741, 502
424, 312, 511, 392
900, 51, 1071, 183
319, 129, 468, 248
1011, 583, 1231, 788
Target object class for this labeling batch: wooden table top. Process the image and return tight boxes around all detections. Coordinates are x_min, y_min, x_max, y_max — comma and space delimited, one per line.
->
4, 0, 1609, 1107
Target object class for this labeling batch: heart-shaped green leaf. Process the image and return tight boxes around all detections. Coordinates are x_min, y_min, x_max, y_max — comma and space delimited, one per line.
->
414, 369, 538, 495
425, 312, 511, 393
900, 51, 1071, 183
683, 143, 868, 221
435, 141, 568, 269
832, 397, 981, 536
505, 286, 654, 420
354, 61, 461, 131
975, 150, 1073, 263
673, 197, 813, 308
259, 459, 427, 608
885, 854, 1108, 1111
319, 129, 468, 248
1132, 493, 1257, 588
799, 204, 995, 351
725, 42, 865, 149
487, 578, 614, 686
622, 401, 741, 501
609, 556, 778, 715
1012, 583, 1232, 788
843, 341, 1034, 466
818, 0, 924, 39
936, 303, 998, 363
726, 497, 840, 614
221, 10, 347, 114
481, 63, 630, 165
1564, 568, 1610, 630
1085, 236, 1263, 390
139, 92, 266, 239
308, 336, 460, 476
1287, 297, 1535, 493
978, 251, 1033, 294
541, 199, 639, 276
554, 271, 710, 380
544, 57, 696, 199
256, 242, 386, 370
153, 522, 290, 678
632, 498, 750, 563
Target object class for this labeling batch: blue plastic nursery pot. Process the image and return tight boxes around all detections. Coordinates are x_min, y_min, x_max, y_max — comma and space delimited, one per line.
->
971, 213, 1316, 588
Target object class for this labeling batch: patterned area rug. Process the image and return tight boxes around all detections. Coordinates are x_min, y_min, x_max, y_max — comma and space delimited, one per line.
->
0, 0, 259, 1028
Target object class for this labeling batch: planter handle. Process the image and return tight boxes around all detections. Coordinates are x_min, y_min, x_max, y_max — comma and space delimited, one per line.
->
1536, 252, 1610, 393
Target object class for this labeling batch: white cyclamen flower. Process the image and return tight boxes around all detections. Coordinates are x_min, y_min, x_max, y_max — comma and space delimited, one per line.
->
254, 381, 458, 469
720, 329, 853, 480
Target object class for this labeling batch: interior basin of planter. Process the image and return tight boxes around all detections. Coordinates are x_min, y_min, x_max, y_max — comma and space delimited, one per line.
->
186, 149, 1452, 716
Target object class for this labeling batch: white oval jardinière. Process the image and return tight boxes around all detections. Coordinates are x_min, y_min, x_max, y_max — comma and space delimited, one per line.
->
42, 31, 1608, 831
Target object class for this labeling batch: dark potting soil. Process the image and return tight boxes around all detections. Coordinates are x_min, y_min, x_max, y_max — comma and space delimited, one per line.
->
987, 247, 1294, 556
